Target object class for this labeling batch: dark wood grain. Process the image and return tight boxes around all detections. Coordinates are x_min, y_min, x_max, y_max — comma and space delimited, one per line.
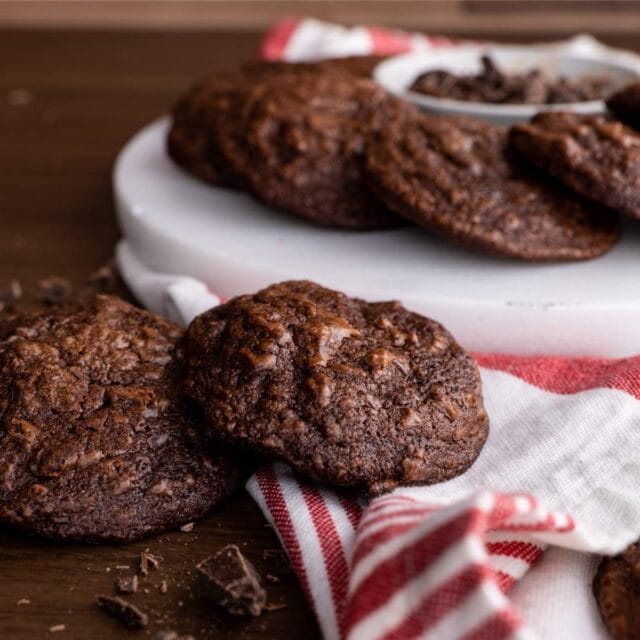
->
0, 29, 320, 640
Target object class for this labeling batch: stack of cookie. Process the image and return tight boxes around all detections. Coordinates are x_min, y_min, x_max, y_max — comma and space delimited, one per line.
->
0, 281, 489, 543
167, 59, 640, 262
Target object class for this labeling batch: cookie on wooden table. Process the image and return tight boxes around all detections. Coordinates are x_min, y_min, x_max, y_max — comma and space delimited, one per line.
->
607, 82, 640, 129
509, 111, 640, 219
184, 280, 489, 495
594, 540, 640, 640
218, 73, 408, 230
0, 295, 241, 543
365, 113, 620, 260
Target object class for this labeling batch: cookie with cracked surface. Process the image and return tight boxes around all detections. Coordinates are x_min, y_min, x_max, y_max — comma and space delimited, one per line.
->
509, 112, 640, 219
0, 295, 241, 543
607, 82, 640, 129
184, 280, 488, 495
365, 113, 619, 260
218, 72, 407, 229
594, 540, 640, 640
167, 58, 386, 190
168, 68, 255, 189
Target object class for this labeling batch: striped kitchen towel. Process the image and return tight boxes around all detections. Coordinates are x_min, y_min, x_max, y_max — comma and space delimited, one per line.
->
259, 16, 640, 79
118, 241, 640, 640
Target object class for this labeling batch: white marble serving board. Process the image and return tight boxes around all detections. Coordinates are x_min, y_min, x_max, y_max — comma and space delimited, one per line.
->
114, 117, 640, 356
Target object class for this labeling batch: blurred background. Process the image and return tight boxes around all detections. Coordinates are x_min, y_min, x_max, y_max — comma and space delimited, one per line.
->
0, 0, 639, 50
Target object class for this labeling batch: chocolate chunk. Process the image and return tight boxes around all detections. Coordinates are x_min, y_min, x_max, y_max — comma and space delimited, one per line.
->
37, 276, 72, 305
116, 575, 138, 594
410, 54, 611, 104
96, 595, 148, 629
196, 544, 266, 616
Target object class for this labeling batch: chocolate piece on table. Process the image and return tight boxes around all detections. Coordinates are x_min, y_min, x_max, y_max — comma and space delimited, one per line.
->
96, 594, 148, 629
196, 544, 266, 616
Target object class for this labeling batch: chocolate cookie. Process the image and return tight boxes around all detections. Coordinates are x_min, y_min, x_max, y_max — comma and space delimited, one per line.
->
0, 295, 241, 543
167, 68, 255, 188
184, 280, 488, 495
365, 114, 619, 260
607, 82, 640, 129
594, 541, 640, 640
509, 112, 640, 219
218, 73, 407, 229
167, 57, 385, 190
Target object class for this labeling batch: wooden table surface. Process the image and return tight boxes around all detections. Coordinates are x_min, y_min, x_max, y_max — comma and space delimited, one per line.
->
0, 29, 320, 640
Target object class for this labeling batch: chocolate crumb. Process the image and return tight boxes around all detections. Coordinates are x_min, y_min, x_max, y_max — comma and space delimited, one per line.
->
265, 574, 280, 584
139, 550, 162, 576
16, 598, 30, 606
116, 575, 138, 594
264, 602, 287, 612
180, 522, 194, 533
87, 260, 119, 294
115, 565, 130, 570
196, 544, 266, 616
37, 276, 72, 305
50, 624, 65, 632
96, 595, 148, 629
159, 580, 168, 594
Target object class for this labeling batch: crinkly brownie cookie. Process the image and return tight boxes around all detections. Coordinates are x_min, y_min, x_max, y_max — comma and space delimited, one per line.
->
167, 57, 386, 191
0, 295, 241, 543
509, 111, 640, 219
365, 113, 619, 260
184, 280, 488, 495
217, 72, 408, 229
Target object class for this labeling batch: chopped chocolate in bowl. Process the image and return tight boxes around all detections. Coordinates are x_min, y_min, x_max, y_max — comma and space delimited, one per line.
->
410, 55, 612, 104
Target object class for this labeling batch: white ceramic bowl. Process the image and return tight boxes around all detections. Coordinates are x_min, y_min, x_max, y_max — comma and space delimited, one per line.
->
374, 45, 640, 125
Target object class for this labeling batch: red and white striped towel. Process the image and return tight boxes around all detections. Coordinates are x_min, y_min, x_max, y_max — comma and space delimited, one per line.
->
118, 242, 640, 640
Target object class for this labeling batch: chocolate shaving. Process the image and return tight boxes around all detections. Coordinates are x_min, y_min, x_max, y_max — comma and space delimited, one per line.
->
139, 550, 162, 576
96, 594, 148, 629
